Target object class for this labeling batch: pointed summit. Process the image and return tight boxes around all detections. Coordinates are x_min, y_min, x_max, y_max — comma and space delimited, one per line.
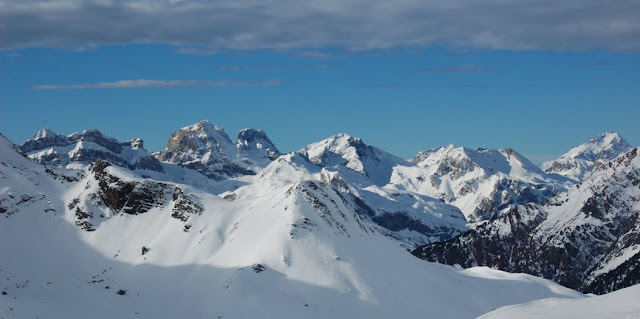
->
33, 128, 58, 140
236, 128, 280, 160
154, 121, 281, 180
299, 133, 408, 186
543, 132, 632, 181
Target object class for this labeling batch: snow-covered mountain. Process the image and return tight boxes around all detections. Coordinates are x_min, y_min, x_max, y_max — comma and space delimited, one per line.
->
390, 145, 572, 221
20, 128, 163, 173
153, 120, 280, 180
298, 133, 408, 187
413, 147, 640, 294
0, 133, 585, 318
543, 132, 632, 181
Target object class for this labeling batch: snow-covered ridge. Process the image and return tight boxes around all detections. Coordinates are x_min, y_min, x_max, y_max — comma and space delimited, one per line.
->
391, 144, 571, 221
543, 132, 632, 181
20, 128, 163, 172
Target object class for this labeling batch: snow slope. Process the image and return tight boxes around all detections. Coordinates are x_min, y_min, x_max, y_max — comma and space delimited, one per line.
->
477, 284, 640, 319
0, 133, 584, 319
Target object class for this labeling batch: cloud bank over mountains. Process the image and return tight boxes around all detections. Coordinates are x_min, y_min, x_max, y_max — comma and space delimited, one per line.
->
2, 0, 639, 52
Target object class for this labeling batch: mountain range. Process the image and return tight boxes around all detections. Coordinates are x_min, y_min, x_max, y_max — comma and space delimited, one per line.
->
2, 122, 638, 318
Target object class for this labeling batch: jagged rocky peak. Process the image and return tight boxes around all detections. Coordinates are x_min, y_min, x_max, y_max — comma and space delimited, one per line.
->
155, 120, 282, 180
155, 120, 235, 163
19, 128, 163, 172
159, 120, 234, 159
543, 132, 632, 181
236, 128, 280, 160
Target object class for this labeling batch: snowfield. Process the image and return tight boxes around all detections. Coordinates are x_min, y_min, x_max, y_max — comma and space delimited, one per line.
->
478, 284, 640, 319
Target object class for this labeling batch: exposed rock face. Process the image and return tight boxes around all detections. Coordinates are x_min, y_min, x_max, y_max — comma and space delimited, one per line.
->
89, 160, 171, 216
68, 160, 203, 231
154, 121, 279, 180
171, 187, 203, 223
543, 132, 632, 181
20, 129, 163, 172
392, 145, 569, 221
236, 128, 280, 161
413, 148, 640, 294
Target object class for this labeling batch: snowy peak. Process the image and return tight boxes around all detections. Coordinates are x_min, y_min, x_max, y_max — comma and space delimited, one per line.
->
570, 132, 631, 162
20, 129, 163, 172
412, 145, 543, 177
236, 128, 280, 160
543, 132, 632, 181
299, 133, 408, 186
154, 121, 282, 180
394, 144, 567, 221
33, 128, 58, 140
158, 120, 235, 161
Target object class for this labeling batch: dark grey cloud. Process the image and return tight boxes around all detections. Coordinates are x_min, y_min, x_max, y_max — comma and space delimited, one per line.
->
412, 65, 493, 73
31, 79, 280, 90
2, 0, 639, 52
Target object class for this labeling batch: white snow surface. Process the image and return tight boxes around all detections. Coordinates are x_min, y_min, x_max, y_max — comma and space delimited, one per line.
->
477, 284, 640, 319
0, 134, 586, 319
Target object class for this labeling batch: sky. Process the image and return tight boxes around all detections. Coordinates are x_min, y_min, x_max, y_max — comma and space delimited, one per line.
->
1, 0, 639, 163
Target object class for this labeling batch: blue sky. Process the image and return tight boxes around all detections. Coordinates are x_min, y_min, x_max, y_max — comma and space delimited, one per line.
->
1, 0, 639, 163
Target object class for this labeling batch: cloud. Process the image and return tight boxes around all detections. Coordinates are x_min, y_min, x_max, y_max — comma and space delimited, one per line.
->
31, 79, 280, 90
295, 51, 336, 59
1, 0, 640, 52
219, 65, 285, 71
422, 83, 501, 88
576, 62, 617, 67
354, 83, 406, 88
412, 65, 493, 73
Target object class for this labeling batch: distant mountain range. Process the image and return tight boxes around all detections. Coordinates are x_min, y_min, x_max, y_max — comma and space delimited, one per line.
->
2, 121, 638, 317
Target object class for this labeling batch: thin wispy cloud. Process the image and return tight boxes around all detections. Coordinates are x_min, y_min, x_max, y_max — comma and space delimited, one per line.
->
412, 65, 493, 73
576, 62, 617, 67
219, 65, 285, 71
218, 64, 333, 71
422, 83, 501, 88
31, 79, 280, 90
295, 51, 336, 60
354, 83, 407, 88
4, 0, 636, 52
